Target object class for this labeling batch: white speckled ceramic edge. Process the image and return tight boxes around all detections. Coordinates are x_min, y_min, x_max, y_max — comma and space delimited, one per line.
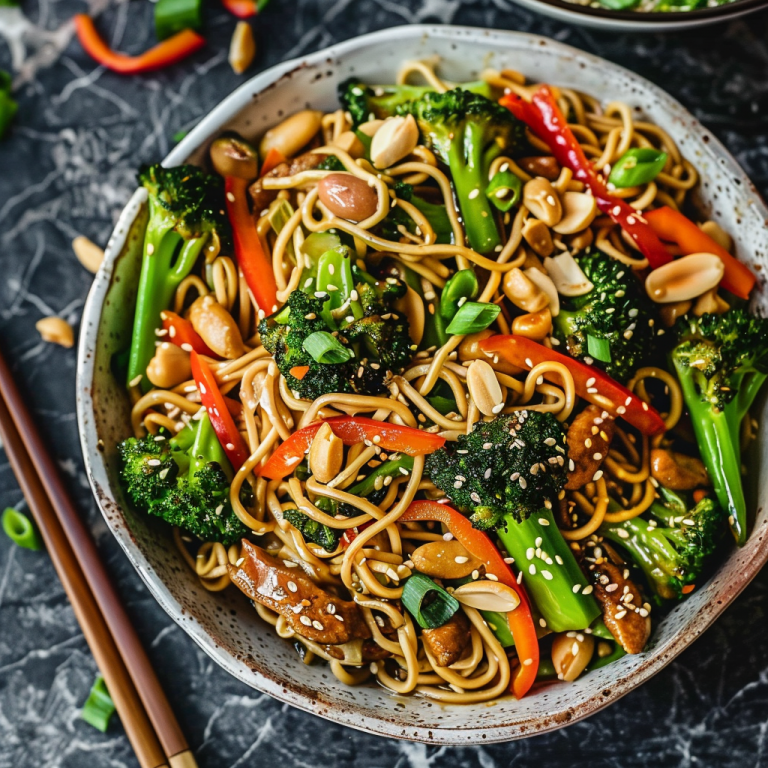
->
77, 25, 768, 745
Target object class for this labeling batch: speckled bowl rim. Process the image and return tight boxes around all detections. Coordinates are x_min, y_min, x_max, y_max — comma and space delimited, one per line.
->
77, 25, 768, 744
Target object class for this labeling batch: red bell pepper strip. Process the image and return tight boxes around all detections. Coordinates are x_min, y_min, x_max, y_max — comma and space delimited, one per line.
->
500, 88, 672, 270
258, 417, 446, 481
341, 520, 373, 550
401, 501, 539, 699
644, 207, 756, 300
74, 14, 205, 74
224, 176, 279, 315
260, 147, 287, 177
161, 310, 219, 358
480, 335, 666, 436
190, 351, 250, 471
221, 0, 269, 18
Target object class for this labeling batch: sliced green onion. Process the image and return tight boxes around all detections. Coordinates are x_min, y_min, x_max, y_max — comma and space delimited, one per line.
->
586, 334, 611, 363
0, 89, 18, 140
302, 331, 354, 364
273, 305, 291, 324
485, 170, 522, 212
349, 455, 414, 497
482, 609, 516, 647
154, 0, 203, 41
427, 395, 458, 416
2, 508, 43, 551
301, 232, 342, 261
440, 269, 478, 324
609, 148, 667, 188
589, 618, 615, 641
401, 573, 460, 629
445, 301, 501, 336
269, 199, 296, 262
81, 676, 116, 732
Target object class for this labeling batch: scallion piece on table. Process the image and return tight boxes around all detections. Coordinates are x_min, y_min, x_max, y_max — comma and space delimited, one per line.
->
445, 301, 501, 335
2, 508, 43, 551
401, 573, 460, 629
81, 676, 116, 732
154, 0, 203, 41
302, 331, 354, 364
485, 170, 522, 212
440, 269, 478, 324
586, 334, 611, 363
0, 74, 18, 140
609, 148, 667, 187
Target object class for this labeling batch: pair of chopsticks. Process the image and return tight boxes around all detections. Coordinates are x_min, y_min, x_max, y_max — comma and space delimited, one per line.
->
0, 347, 197, 768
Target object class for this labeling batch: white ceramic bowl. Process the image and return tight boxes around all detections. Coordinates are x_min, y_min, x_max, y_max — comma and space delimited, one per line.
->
77, 25, 768, 744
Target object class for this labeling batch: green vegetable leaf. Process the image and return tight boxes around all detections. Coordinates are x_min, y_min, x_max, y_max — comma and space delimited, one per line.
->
485, 170, 522, 212
2, 508, 43, 551
401, 573, 460, 629
445, 301, 501, 335
440, 269, 478, 324
302, 331, 354, 364
609, 148, 667, 188
81, 676, 116, 733
587, 334, 612, 363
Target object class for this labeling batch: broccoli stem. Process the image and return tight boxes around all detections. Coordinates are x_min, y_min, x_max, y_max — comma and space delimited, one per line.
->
496, 508, 601, 632
316, 246, 363, 330
127, 227, 208, 392
400, 264, 448, 349
188, 413, 233, 483
673, 359, 747, 545
447, 120, 501, 255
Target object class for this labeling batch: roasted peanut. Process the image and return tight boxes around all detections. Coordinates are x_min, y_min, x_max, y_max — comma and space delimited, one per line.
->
317, 173, 379, 222
466, 359, 504, 416
36, 317, 74, 348
146, 342, 192, 389
210, 136, 259, 180
693, 287, 730, 316
502, 267, 549, 313
522, 217, 554, 258
645, 252, 724, 303
552, 191, 598, 234
660, 300, 692, 327
332, 131, 365, 159
523, 177, 562, 227
259, 109, 323, 160
72, 235, 104, 273
229, 21, 256, 75
458, 330, 522, 376
565, 228, 594, 253
650, 448, 709, 490
187, 295, 245, 359
358, 119, 385, 137
308, 422, 344, 484
518, 156, 560, 180
699, 220, 733, 252
525, 267, 560, 316
411, 540, 482, 580
452, 581, 521, 613
511, 308, 552, 340
551, 632, 595, 682
544, 252, 593, 297
370, 114, 419, 169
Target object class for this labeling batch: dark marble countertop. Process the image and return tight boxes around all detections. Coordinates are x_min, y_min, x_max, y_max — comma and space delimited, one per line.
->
2, 2, 768, 766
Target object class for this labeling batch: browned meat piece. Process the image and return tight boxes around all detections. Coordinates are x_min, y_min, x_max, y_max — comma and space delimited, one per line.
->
248, 151, 328, 214
362, 639, 392, 662
591, 560, 650, 654
229, 540, 370, 645
421, 611, 472, 667
650, 448, 710, 490
565, 405, 616, 490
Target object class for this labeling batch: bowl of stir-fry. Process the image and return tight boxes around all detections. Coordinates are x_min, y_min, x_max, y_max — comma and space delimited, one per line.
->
77, 25, 768, 743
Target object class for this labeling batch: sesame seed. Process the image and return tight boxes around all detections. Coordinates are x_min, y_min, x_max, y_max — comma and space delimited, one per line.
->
300, 615, 312, 626
287, 581, 298, 592
592, 470, 604, 481
487, 573, 499, 581
235, 557, 245, 567
605, 583, 619, 593
312, 620, 324, 630
443, 532, 454, 541
528, 564, 537, 575
572, 584, 581, 594
538, 517, 550, 526
541, 570, 553, 581
455, 556, 469, 564
582, 585, 593, 595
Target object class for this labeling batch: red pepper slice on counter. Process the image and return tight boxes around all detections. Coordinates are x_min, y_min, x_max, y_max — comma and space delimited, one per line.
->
401, 501, 539, 699
644, 207, 756, 300
160, 311, 219, 358
224, 176, 280, 315
258, 417, 446, 481
479, 335, 666, 436
260, 147, 287, 177
500, 88, 672, 270
190, 351, 250, 471
74, 14, 205, 74
221, 0, 269, 19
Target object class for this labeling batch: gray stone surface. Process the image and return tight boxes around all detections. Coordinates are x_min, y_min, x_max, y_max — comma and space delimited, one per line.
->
1, 1, 768, 766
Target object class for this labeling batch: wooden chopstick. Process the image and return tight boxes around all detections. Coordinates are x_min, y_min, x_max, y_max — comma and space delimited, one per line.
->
0, 349, 197, 768
0, 394, 169, 768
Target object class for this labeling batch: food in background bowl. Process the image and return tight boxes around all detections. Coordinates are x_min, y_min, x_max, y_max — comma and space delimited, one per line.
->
112, 56, 765, 706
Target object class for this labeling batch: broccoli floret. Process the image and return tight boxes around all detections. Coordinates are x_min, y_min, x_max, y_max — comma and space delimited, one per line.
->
552, 249, 660, 383
283, 507, 339, 552
258, 248, 413, 400
396, 89, 525, 254
671, 309, 768, 544
118, 415, 247, 546
600, 494, 725, 600
338, 78, 493, 127
128, 163, 230, 392
426, 411, 601, 632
